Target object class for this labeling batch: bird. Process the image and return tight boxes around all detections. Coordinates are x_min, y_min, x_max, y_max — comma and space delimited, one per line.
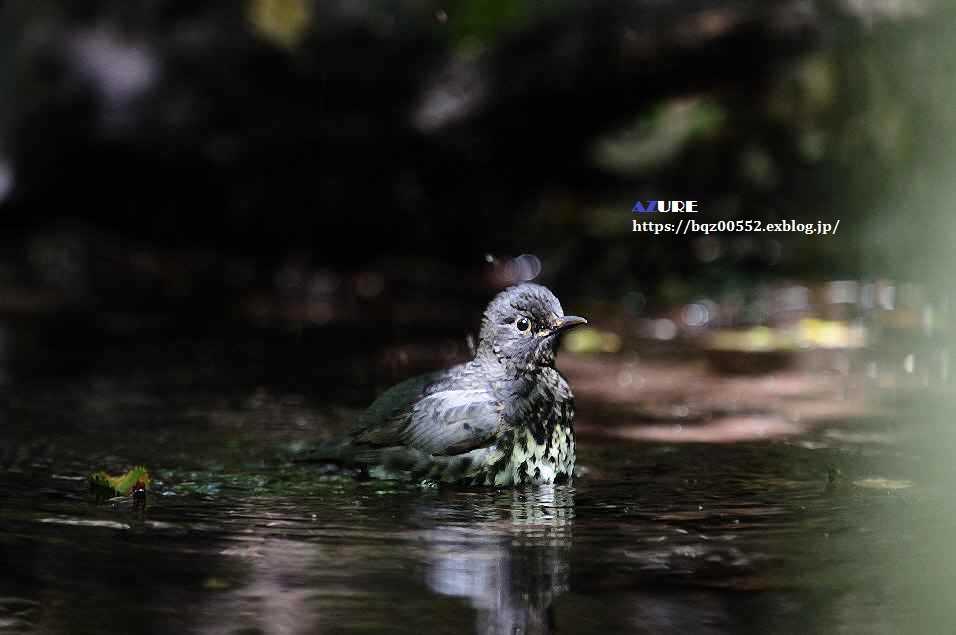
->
317, 283, 587, 486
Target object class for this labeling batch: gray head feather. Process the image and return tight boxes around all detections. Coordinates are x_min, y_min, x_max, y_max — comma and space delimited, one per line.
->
476, 283, 586, 372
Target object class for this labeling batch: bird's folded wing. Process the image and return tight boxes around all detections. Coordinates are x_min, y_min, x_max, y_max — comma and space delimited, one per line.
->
403, 389, 502, 455
354, 384, 501, 457
356, 371, 441, 428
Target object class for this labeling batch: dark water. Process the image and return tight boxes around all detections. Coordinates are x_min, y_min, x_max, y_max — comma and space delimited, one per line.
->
0, 326, 946, 634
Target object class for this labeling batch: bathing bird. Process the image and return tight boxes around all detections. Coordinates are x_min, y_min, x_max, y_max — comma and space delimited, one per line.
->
318, 283, 587, 486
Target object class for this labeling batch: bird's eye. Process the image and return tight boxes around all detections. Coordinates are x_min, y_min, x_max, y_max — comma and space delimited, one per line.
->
516, 317, 531, 333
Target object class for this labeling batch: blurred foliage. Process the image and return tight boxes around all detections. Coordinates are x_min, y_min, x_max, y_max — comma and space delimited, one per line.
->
0, 0, 951, 316
436, 0, 570, 53
592, 99, 727, 176
247, 0, 310, 49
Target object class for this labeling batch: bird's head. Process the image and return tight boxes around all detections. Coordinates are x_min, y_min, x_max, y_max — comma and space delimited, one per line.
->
477, 283, 587, 372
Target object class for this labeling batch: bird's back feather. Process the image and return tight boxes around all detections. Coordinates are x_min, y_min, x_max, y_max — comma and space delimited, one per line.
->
315, 363, 503, 472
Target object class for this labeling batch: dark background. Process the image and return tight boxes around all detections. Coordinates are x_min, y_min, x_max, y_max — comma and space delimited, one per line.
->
1, 0, 952, 327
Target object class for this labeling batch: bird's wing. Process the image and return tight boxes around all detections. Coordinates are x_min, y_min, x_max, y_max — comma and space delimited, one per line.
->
353, 371, 441, 439
401, 388, 502, 456
352, 370, 502, 457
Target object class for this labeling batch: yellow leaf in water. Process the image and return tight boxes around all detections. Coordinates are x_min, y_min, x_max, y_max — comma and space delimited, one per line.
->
89, 466, 151, 496
798, 318, 866, 349
563, 327, 621, 354
852, 478, 914, 490
709, 327, 793, 352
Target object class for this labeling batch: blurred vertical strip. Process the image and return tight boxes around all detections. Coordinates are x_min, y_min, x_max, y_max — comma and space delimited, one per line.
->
876, 4, 956, 631
0, 1, 17, 176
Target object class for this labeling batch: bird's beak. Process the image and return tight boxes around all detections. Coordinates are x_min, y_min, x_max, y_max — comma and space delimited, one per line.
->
553, 315, 588, 332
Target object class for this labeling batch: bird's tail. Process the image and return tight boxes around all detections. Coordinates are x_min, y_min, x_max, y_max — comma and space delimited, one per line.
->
291, 435, 355, 465
289, 436, 378, 479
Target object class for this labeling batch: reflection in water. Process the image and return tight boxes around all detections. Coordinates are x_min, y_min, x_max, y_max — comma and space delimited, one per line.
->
195, 537, 329, 635
182, 485, 575, 635
424, 486, 574, 635
0, 429, 937, 634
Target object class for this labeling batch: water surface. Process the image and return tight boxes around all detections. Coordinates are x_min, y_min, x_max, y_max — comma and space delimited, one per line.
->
0, 326, 943, 634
